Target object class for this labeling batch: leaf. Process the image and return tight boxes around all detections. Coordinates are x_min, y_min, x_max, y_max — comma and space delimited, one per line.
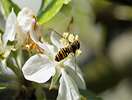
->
0, 83, 7, 90
6, 50, 22, 77
7, 41, 17, 46
0, 0, 20, 17
64, 0, 71, 4
35, 87, 46, 100
43, 4, 72, 32
0, 28, 3, 34
37, 0, 65, 24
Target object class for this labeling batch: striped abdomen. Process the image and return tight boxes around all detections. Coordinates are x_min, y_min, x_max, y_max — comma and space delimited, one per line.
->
55, 40, 80, 62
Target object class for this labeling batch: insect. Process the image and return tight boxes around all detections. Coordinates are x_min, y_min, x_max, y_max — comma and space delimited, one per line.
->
55, 32, 80, 62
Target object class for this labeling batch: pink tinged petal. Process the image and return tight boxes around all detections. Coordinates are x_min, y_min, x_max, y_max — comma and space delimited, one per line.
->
61, 69, 80, 100
32, 18, 36, 25
22, 54, 55, 83
64, 59, 86, 89
50, 31, 63, 49
3, 9, 17, 46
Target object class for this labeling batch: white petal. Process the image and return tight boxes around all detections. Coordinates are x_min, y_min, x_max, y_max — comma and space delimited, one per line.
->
12, 0, 41, 14
17, 7, 34, 34
57, 77, 67, 100
2, 9, 17, 46
29, 28, 55, 56
64, 59, 86, 89
50, 31, 63, 49
61, 69, 80, 100
29, 28, 39, 43
22, 54, 55, 83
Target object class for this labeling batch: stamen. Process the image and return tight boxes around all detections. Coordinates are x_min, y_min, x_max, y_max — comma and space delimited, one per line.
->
68, 34, 74, 42
63, 32, 69, 39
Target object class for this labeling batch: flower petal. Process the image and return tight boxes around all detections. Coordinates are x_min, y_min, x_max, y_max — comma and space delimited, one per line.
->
2, 9, 17, 46
50, 31, 63, 49
60, 69, 80, 100
22, 54, 55, 83
57, 77, 67, 100
29, 28, 55, 56
17, 7, 34, 34
64, 59, 86, 89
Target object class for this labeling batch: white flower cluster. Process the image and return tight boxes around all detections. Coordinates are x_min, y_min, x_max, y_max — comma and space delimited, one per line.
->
2, 7, 86, 100
2, 7, 44, 49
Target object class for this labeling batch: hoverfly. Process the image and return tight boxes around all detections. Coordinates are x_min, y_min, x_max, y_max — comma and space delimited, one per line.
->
55, 39, 80, 62
53, 31, 81, 62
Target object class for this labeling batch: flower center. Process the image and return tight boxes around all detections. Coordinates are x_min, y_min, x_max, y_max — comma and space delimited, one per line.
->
23, 36, 44, 53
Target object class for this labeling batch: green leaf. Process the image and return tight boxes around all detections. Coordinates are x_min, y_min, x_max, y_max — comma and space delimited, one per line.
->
7, 40, 17, 46
43, 4, 72, 32
64, 0, 71, 4
37, 0, 65, 24
0, 52, 5, 60
6, 51, 21, 76
0, 28, 3, 34
0, 83, 7, 90
35, 87, 46, 100
0, 0, 20, 17
0, 87, 6, 90
16, 49, 30, 68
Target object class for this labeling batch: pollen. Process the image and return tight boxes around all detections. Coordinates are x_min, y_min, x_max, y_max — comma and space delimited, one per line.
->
75, 35, 79, 40
76, 50, 82, 56
68, 34, 74, 42
25, 44, 30, 49
63, 32, 69, 39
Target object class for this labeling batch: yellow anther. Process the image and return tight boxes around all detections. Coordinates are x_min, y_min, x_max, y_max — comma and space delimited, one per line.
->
68, 34, 74, 42
75, 35, 79, 40
63, 32, 69, 39
76, 50, 82, 56
25, 44, 30, 49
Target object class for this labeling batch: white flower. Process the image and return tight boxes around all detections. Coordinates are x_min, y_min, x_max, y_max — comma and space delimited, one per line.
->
22, 32, 86, 100
57, 68, 80, 100
2, 9, 17, 47
2, 7, 43, 48
0, 33, 13, 60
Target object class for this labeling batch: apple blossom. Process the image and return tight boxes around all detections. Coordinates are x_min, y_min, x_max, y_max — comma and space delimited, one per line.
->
22, 32, 86, 100
2, 7, 44, 51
